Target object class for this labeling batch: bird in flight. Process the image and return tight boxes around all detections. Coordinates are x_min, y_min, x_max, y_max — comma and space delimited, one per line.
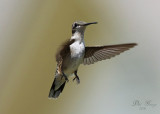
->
48, 21, 137, 98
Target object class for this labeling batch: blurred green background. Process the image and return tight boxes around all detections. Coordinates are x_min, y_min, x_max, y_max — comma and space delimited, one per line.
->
0, 0, 160, 114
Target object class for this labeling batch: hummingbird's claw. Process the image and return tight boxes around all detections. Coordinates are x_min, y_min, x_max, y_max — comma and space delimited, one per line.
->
73, 76, 80, 84
66, 79, 69, 82
73, 70, 80, 84
62, 72, 69, 82
64, 76, 69, 82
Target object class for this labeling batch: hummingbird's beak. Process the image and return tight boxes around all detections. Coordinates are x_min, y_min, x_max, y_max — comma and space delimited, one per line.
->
82, 22, 98, 26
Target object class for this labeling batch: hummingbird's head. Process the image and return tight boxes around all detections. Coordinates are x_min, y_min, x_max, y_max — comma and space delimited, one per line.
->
72, 21, 97, 35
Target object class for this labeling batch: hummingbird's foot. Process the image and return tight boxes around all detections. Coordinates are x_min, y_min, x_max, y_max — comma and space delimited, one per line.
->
64, 76, 69, 82
62, 72, 69, 82
73, 71, 80, 84
73, 76, 80, 84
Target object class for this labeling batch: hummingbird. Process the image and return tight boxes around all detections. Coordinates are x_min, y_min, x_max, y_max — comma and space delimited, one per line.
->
48, 21, 137, 98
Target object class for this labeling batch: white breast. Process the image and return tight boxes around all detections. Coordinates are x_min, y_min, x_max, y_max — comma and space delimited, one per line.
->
63, 41, 85, 76
70, 41, 85, 58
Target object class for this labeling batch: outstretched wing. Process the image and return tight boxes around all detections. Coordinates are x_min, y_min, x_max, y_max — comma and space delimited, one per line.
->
83, 43, 137, 65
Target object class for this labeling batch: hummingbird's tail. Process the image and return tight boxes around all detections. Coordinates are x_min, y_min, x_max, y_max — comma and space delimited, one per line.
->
48, 77, 66, 98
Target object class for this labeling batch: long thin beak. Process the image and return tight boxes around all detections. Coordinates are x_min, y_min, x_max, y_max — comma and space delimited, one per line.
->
82, 22, 98, 26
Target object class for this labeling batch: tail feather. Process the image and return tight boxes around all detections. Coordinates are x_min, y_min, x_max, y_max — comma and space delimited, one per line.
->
48, 79, 66, 98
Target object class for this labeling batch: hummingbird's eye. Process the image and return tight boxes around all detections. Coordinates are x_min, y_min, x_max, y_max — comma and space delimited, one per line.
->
73, 23, 78, 29
75, 23, 78, 27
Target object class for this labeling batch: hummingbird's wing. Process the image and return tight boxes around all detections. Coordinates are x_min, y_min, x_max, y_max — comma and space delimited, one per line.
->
56, 39, 75, 62
83, 43, 137, 65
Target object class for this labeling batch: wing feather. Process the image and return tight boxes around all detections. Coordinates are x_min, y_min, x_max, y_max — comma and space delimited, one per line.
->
83, 43, 137, 65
